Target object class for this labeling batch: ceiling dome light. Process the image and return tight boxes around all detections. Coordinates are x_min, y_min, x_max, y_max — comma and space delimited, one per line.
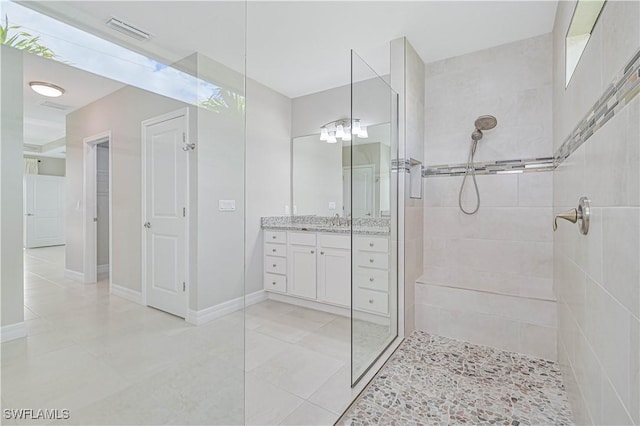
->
29, 81, 65, 97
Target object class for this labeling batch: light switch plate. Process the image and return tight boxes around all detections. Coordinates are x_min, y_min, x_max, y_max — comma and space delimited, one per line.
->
219, 200, 236, 211
328, 201, 336, 209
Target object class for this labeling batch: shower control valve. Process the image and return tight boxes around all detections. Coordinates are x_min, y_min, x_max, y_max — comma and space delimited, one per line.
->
553, 197, 590, 235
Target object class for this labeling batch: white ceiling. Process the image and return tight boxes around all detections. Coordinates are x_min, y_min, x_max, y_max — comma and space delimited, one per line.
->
21, 1, 557, 99
23, 53, 124, 151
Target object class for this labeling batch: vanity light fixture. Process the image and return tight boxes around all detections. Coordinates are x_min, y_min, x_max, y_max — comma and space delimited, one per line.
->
319, 118, 368, 143
29, 81, 65, 97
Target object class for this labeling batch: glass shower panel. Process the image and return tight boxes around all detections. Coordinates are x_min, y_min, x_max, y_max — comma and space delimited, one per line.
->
350, 50, 399, 385
0, 2, 246, 424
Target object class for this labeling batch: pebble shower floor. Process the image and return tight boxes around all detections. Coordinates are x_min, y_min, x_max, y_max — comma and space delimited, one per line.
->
340, 331, 573, 425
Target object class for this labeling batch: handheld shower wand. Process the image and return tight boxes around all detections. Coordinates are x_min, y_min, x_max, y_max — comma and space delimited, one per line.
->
458, 115, 497, 215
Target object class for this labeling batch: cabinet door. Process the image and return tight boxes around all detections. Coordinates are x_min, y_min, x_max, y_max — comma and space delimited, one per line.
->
288, 244, 317, 299
318, 248, 351, 307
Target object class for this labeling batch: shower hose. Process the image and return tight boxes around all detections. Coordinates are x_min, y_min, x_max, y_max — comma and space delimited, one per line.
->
458, 140, 480, 215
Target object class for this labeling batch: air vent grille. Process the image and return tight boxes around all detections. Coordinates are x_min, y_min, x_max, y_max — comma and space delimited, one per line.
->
106, 17, 151, 41
40, 101, 72, 110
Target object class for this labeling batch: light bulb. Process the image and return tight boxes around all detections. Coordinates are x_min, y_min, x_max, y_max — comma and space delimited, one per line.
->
327, 132, 337, 143
336, 124, 345, 139
352, 119, 361, 135
320, 127, 328, 141
358, 126, 368, 138
343, 131, 351, 141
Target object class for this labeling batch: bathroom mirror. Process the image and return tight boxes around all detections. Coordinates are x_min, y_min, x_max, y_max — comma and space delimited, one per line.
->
292, 122, 391, 217
565, 0, 606, 87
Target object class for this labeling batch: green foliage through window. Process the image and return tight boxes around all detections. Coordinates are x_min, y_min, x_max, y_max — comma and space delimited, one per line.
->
1, 14, 57, 59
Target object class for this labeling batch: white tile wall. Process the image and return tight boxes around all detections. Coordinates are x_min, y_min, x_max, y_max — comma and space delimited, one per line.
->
419, 34, 556, 360
553, 1, 640, 423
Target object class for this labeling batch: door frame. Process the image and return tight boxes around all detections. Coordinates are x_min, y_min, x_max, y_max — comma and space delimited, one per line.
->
140, 107, 191, 316
83, 131, 112, 285
343, 164, 376, 217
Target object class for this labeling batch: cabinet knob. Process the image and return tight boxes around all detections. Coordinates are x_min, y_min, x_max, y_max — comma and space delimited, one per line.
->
369, 259, 374, 263
272, 282, 276, 286
272, 264, 276, 267
369, 242, 374, 247
272, 236, 276, 239
320, 251, 324, 255
369, 299, 374, 304
272, 249, 276, 252
369, 277, 374, 282
310, 250, 315, 254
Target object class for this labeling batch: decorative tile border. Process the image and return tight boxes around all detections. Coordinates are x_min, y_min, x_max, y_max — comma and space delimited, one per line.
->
555, 47, 640, 166
423, 157, 555, 177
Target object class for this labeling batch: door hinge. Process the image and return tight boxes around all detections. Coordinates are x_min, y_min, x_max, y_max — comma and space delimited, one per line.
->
183, 207, 186, 217
183, 282, 186, 292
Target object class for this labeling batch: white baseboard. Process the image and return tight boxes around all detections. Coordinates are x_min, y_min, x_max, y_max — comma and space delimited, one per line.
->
186, 290, 267, 326
110, 283, 143, 305
97, 264, 109, 277
1, 322, 27, 343
267, 292, 351, 317
64, 268, 84, 282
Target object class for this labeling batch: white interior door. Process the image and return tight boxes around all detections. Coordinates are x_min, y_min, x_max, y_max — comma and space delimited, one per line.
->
143, 112, 188, 318
344, 165, 374, 218
24, 174, 65, 248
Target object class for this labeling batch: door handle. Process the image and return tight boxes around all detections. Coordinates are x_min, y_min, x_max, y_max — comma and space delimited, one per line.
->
24, 213, 34, 216
143, 221, 151, 229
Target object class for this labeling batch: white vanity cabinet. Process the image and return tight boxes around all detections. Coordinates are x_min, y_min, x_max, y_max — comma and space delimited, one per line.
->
288, 232, 317, 299
352, 236, 390, 316
263, 229, 389, 314
317, 234, 351, 307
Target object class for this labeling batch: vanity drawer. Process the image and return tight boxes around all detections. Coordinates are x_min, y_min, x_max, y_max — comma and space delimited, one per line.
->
264, 273, 286, 292
356, 251, 389, 270
265, 243, 286, 257
354, 287, 389, 315
355, 268, 389, 292
265, 230, 287, 244
289, 231, 316, 246
265, 256, 286, 275
355, 236, 389, 253
319, 233, 350, 249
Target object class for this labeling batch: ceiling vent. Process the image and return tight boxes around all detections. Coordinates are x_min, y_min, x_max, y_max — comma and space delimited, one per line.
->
40, 101, 72, 110
106, 17, 151, 41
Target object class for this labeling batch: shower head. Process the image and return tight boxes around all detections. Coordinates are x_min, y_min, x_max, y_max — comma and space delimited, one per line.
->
471, 115, 497, 141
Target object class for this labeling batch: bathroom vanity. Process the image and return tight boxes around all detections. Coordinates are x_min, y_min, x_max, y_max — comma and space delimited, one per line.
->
261, 217, 391, 319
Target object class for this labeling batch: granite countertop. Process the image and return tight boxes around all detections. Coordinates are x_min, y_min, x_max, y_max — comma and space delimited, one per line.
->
261, 216, 390, 236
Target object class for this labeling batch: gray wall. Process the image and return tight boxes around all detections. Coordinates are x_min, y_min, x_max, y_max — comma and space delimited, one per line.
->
66, 54, 291, 311
24, 155, 66, 176
96, 145, 109, 268
1, 46, 25, 330
552, 1, 639, 424
65, 85, 192, 291
416, 34, 556, 360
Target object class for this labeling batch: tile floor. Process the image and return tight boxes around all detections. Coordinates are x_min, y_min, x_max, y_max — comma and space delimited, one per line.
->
1, 246, 360, 425
340, 331, 574, 425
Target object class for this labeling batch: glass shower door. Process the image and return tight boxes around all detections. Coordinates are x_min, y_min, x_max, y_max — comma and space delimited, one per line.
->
350, 50, 399, 385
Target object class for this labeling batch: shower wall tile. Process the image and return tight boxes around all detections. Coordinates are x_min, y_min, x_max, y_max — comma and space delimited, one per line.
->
424, 174, 518, 208
421, 34, 555, 359
553, 1, 640, 423
414, 282, 557, 360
